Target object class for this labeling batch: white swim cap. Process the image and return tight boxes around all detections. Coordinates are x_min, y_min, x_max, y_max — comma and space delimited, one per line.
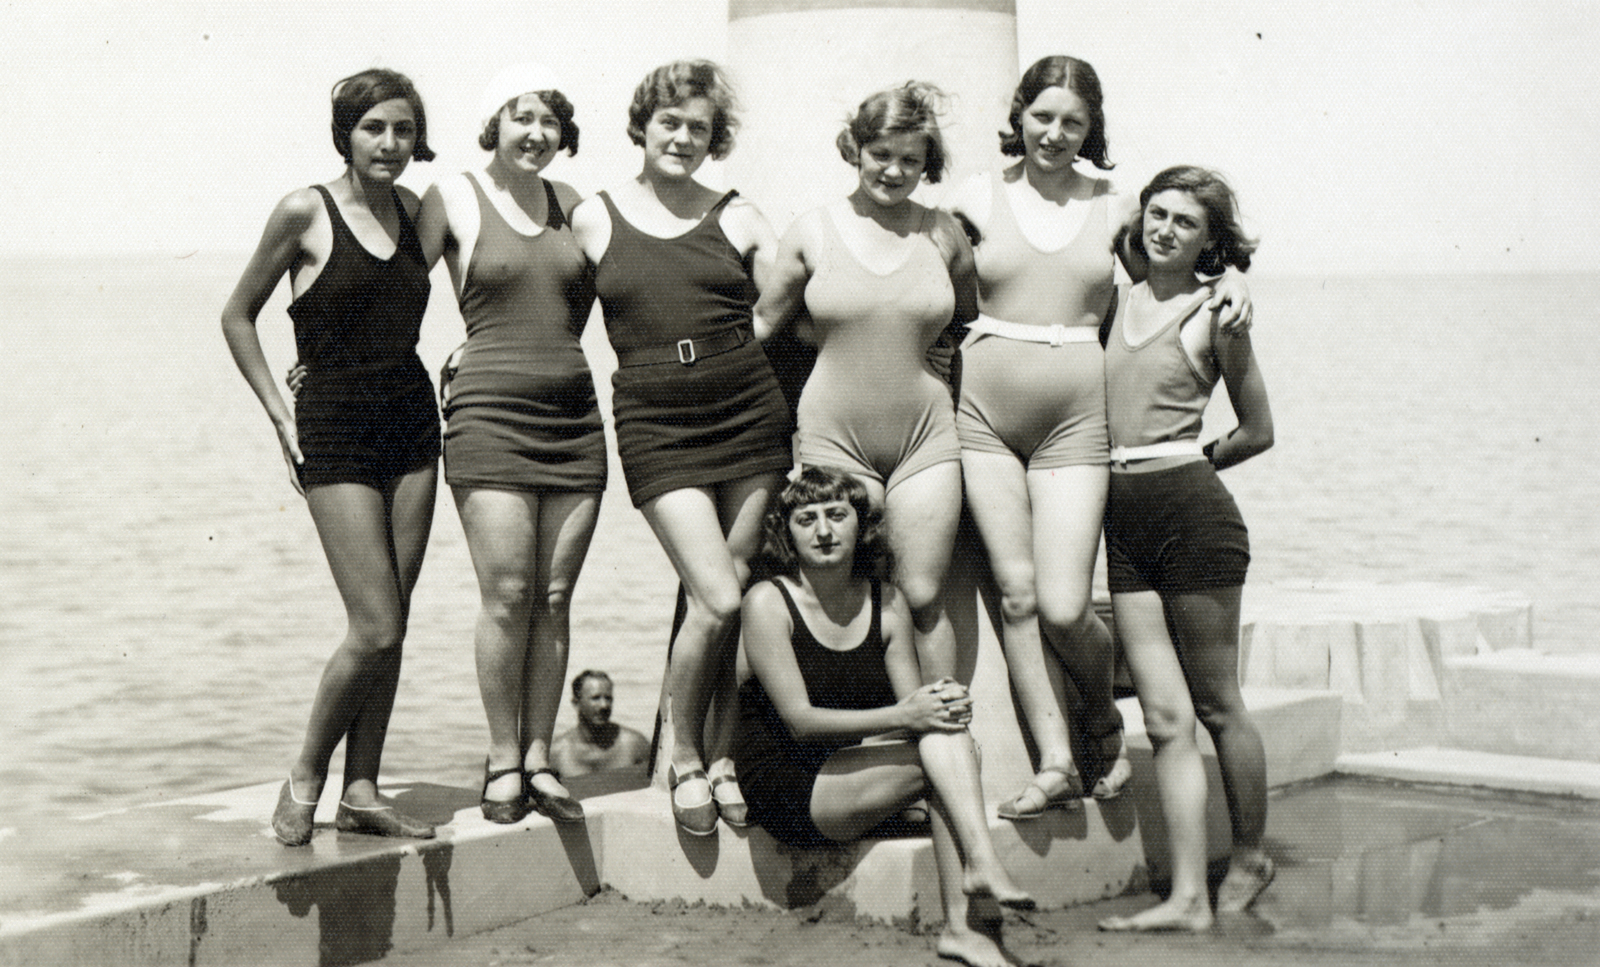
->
479, 63, 564, 133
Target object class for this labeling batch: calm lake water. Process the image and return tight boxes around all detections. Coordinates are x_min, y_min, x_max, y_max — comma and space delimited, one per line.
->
3, 255, 1596, 827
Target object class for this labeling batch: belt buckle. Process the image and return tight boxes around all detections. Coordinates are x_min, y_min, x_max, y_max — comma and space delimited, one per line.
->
1048, 324, 1066, 347
677, 339, 696, 365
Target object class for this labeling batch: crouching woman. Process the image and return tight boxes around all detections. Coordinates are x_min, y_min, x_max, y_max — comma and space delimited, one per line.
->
734, 467, 1031, 967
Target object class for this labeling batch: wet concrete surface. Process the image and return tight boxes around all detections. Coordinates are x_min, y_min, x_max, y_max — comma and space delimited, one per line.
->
382, 777, 1600, 967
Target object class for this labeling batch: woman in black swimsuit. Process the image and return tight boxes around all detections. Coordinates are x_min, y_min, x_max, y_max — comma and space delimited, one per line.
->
221, 68, 439, 846
735, 467, 1031, 967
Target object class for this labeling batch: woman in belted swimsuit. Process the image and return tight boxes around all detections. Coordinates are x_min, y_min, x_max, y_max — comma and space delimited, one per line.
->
570, 60, 791, 837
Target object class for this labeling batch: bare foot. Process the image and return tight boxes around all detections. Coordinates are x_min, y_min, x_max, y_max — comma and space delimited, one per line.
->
963, 867, 1035, 911
1216, 851, 1275, 913
937, 925, 1020, 967
1097, 895, 1213, 933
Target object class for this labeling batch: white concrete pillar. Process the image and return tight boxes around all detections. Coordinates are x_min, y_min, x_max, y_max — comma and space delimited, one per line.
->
724, 1, 1036, 803
726, 0, 1020, 227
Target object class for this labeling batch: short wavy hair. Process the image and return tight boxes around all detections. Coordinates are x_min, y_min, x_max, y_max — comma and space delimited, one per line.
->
757, 467, 888, 581
626, 60, 739, 160
330, 68, 435, 164
999, 55, 1112, 170
836, 81, 949, 184
1131, 166, 1258, 275
478, 89, 580, 155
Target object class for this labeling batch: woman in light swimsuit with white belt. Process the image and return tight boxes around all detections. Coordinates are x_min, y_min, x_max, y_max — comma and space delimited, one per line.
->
945, 55, 1252, 819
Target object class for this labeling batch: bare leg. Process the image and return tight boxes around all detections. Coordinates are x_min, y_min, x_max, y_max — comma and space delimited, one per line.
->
455, 487, 601, 804
961, 450, 1082, 810
343, 468, 435, 808
880, 462, 963, 684
642, 473, 781, 810
455, 486, 541, 804
1027, 464, 1127, 797
522, 491, 601, 800
1098, 590, 1213, 932
810, 743, 1022, 967
1167, 586, 1272, 912
295, 466, 435, 808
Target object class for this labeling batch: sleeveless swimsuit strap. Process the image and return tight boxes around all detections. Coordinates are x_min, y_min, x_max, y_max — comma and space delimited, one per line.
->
542, 179, 566, 230
310, 183, 419, 259
769, 578, 880, 652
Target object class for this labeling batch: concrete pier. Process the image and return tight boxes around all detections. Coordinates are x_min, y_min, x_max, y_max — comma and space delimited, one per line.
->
8, 582, 1597, 966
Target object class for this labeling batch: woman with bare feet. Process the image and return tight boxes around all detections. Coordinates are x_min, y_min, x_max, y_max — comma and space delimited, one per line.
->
944, 55, 1253, 820
1095, 167, 1274, 931
569, 60, 791, 837
222, 69, 439, 846
736, 468, 1032, 967
755, 81, 972, 694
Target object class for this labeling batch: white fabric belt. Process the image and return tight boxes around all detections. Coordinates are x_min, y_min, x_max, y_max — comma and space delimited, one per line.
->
967, 314, 1098, 346
1108, 441, 1205, 463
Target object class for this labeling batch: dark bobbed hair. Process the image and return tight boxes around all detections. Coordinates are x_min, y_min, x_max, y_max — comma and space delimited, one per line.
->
1131, 166, 1258, 275
756, 467, 889, 582
330, 68, 435, 163
999, 55, 1113, 170
836, 81, 949, 184
626, 60, 739, 160
478, 89, 580, 155
570, 669, 612, 699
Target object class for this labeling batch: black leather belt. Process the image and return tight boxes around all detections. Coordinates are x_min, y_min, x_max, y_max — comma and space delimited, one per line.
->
615, 328, 752, 367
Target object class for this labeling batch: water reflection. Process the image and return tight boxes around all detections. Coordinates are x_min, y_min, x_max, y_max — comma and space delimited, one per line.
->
1258, 780, 1600, 940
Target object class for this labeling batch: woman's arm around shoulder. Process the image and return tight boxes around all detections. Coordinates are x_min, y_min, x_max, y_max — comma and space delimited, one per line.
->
943, 171, 992, 247
752, 208, 822, 341
395, 184, 423, 220
417, 174, 473, 287
719, 193, 780, 292
1110, 188, 1145, 281
550, 179, 584, 220
568, 195, 612, 265
1206, 317, 1273, 470
929, 208, 978, 325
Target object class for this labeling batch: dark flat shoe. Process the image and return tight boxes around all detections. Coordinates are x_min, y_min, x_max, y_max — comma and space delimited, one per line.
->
272, 778, 318, 847
710, 773, 749, 828
667, 766, 717, 837
525, 767, 584, 824
481, 760, 531, 824
335, 801, 436, 839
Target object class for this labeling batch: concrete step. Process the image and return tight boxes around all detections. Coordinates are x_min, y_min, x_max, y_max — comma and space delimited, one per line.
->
0, 688, 1340, 966
1231, 581, 1533, 753
1439, 650, 1600, 762
1336, 747, 1600, 799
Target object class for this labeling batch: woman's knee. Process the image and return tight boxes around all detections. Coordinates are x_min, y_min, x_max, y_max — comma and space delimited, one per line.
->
996, 581, 1039, 627
541, 577, 576, 617
687, 583, 744, 630
898, 571, 945, 617
1036, 589, 1093, 639
345, 610, 407, 655
1140, 698, 1197, 747
1193, 693, 1252, 738
479, 571, 535, 625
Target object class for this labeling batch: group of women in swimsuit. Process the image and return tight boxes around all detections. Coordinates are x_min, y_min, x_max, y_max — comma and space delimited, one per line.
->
222, 52, 1276, 962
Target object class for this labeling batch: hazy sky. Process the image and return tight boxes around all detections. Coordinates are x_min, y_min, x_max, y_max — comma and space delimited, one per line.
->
4, 0, 1596, 275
